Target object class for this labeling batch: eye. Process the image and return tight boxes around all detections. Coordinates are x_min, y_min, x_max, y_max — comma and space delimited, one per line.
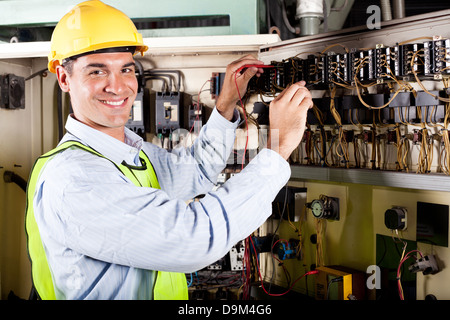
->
122, 67, 135, 74
90, 69, 106, 76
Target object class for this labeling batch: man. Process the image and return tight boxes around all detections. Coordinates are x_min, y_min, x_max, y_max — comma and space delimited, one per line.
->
26, 0, 312, 300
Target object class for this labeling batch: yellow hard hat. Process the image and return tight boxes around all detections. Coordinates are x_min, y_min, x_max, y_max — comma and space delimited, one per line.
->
48, 0, 148, 73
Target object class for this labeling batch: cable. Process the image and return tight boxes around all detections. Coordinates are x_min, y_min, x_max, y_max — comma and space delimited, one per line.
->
270, 238, 293, 287
281, 0, 298, 35
411, 48, 450, 103
249, 235, 319, 297
397, 249, 424, 300
328, 85, 350, 168
353, 58, 403, 110
143, 76, 169, 92
144, 72, 174, 92
315, 217, 326, 267
234, 65, 276, 170
134, 59, 146, 93
189, 79, 211, 134
268, 184, 288, 293
145, 70, 182, 92
187, 273, 193, 287
234, 68, 250, 170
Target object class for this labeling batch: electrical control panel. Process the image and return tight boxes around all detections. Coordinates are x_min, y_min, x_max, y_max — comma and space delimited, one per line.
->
250, 38, 450, 102
209, 32, 450, 178
251, 33, 450, 178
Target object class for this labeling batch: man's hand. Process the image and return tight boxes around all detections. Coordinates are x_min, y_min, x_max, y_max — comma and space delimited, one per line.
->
267, 81, 313, 160
216, 55, 265, 121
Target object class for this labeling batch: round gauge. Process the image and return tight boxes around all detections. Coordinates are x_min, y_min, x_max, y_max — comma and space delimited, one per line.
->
311, 199, 325, 218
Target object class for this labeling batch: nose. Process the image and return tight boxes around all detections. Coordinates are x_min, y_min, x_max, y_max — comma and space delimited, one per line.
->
104, 72, 134, 95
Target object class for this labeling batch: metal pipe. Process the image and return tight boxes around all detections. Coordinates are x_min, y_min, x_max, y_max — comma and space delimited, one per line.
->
299, 16, 321, 35
296, 0, 324, 36
380, 0, 392, 21
392, 0, 405, 19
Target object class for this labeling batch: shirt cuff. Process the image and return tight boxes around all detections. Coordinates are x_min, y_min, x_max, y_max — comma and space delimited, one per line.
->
210, 107, 240, 129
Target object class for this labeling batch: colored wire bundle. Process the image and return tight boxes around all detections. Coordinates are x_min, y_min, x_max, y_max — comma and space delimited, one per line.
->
396, 248, 424, 300
392, 229, 424, 301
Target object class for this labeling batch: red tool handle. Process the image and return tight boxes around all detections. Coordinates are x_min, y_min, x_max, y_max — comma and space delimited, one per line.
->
236, 64, 275, 73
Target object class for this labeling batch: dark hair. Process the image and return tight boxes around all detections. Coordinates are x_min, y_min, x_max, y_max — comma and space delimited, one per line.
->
61, 59, 75, 76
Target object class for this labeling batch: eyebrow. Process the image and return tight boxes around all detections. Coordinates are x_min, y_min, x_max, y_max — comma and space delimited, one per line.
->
83, 62, 136, 70
122, 62, 136, 69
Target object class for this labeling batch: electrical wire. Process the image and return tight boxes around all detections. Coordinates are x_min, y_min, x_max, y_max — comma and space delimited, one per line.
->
328, 85, 351, 168
281, 0, 298, 35
249, 235, 319, 297
315, 217, 326, 267
145, 70, 182, 92
267, 185, 288, 293
397, 248, 424, 300
189, 79, 211, 134
411, 48, 450, 103
353, 58, 403, 110
270, 238, 293, 286
234, 65, 276, 170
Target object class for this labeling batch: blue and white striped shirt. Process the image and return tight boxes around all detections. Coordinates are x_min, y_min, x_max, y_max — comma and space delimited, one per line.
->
33, 107, 291, 299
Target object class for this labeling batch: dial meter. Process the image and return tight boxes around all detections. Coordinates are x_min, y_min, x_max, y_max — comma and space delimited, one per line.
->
311, 199, 325, 218
308, 195, 340, 220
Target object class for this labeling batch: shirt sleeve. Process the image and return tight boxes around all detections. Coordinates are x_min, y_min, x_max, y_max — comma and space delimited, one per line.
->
145, 107, 239, 201
35, 146, 290, 273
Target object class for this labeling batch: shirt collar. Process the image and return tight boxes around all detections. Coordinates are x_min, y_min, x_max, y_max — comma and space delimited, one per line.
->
62, 114, 143, 166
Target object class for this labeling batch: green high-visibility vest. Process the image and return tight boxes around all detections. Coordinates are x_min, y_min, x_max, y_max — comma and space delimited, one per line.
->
25, 140, 188, 300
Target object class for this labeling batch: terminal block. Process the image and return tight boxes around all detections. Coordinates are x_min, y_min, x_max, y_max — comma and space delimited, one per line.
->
424, 38, 450, 77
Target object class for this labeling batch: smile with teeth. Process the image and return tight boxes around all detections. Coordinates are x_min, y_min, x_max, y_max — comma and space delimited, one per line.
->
100, 98, 126, 106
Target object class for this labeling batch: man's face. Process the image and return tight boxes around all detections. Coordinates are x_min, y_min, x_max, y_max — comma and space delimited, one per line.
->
57, 51, 138, 139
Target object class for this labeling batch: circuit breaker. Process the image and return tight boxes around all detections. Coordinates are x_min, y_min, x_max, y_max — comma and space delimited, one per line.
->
155, 91, 183, 135
0, 74, 25, 109
206, 240, 245, 271
229, 240, 245, 271
126, 89, 147, 138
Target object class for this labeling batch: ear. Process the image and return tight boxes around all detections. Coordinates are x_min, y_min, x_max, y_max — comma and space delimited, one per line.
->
55, 65, 70, 93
